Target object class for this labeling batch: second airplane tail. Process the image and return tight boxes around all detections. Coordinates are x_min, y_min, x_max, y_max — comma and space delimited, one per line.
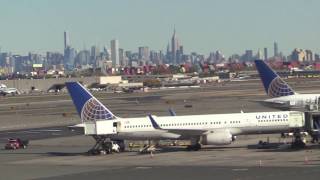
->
254, 59, 295, 98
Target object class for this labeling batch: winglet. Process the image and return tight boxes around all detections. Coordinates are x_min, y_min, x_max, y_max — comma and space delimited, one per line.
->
148, 114, 162, 130
168, 108, 176, 116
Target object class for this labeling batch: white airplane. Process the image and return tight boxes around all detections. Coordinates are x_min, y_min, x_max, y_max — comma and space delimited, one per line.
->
65, 82, 305, 151
0, 84, 19, 96
255, 59, 320, 110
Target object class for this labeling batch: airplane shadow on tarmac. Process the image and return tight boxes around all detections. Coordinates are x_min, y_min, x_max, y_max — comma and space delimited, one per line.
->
3, 144, 318, 157
248, 143, 320, 152
127, 145, 248, 156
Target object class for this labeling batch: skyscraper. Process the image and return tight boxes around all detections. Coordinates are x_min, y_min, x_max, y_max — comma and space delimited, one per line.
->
64, 31, 70, 50
305, 50, 313, 61
256, 49, 263, 60
274, 42, 278, 57
64, 47, 76, 70
111, 39, 119, 67
119, 48, 125, 66
138, 47, 150, 61
264, 48, 268, 60
90, 45, 100, 67
244, 50, 253, 61
291, 48, 306, 62
171, 28, 179, 65
63, 31, 75, 70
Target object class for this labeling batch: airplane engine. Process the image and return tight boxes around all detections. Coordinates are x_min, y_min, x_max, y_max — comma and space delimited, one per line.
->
201, 132, 233, 145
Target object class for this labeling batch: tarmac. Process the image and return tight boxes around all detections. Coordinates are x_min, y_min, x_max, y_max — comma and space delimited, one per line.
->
0, 79, 320, 179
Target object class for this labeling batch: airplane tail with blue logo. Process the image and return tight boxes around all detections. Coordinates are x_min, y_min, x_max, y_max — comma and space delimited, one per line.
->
65, 82, 116, 123
254, 59, 296, 98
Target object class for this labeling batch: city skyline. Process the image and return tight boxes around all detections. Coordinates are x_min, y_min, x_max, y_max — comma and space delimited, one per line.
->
1, 0, 320, 56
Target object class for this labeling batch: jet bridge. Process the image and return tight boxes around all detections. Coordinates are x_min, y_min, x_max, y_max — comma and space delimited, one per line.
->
83, 120, 122, 155
304, 111, 320, 143
84, 120, 118, 135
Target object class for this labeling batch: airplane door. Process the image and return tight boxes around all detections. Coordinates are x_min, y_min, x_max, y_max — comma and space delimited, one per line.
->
246, 117, 256, 127
288, 112, 304, 128
116, 121, 122, 132
84, 122, 96, 135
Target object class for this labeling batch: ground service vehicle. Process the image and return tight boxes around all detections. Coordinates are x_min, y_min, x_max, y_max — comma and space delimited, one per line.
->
5, 138, 29, 150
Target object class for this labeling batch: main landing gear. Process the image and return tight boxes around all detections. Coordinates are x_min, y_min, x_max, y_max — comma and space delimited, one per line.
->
186, 143, 202, 151
88, 135, 124, 155
291, 129, 306, 149
139, 140, 159, 154
187, 138, 202, 151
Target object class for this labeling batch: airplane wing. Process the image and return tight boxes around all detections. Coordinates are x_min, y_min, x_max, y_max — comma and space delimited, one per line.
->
250, 100, 286, 105
148, 115, 207, 136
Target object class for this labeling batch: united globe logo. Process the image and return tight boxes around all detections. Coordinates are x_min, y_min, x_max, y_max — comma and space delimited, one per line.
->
81, 98, 113, 122
267, 77, 294, 97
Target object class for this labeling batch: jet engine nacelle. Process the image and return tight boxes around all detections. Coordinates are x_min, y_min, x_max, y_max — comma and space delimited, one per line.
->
201, 132, 233, 145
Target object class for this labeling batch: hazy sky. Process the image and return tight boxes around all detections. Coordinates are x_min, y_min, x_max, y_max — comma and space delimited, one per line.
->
1, 0, 320, 56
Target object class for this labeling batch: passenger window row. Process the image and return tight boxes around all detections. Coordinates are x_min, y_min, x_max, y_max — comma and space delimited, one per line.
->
230, 121, 240, 124
124, 121, 223, 128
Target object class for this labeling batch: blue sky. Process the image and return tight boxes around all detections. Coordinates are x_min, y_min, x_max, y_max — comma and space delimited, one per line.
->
1, 0, 320, 56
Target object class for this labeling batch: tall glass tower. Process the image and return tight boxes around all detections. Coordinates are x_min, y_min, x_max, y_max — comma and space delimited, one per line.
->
111, 39, 119, 67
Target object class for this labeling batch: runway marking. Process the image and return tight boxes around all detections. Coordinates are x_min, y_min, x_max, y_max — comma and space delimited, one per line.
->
232, 168, 249, 171
135, 166, 152, 169
22, 131, 41, 134
51, 133, 62, 136
30, 129, 63, 132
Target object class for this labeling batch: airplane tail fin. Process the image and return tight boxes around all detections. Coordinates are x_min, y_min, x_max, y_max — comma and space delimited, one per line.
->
65, 82, 116, 122
254, 59, 295, 98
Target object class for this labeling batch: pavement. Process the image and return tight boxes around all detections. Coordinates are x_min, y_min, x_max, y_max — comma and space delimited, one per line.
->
0, 79, 319, 179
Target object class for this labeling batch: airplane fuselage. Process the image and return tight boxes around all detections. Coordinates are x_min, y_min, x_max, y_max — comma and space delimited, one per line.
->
263, 94, 320, 110
102, 111, 305, 142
